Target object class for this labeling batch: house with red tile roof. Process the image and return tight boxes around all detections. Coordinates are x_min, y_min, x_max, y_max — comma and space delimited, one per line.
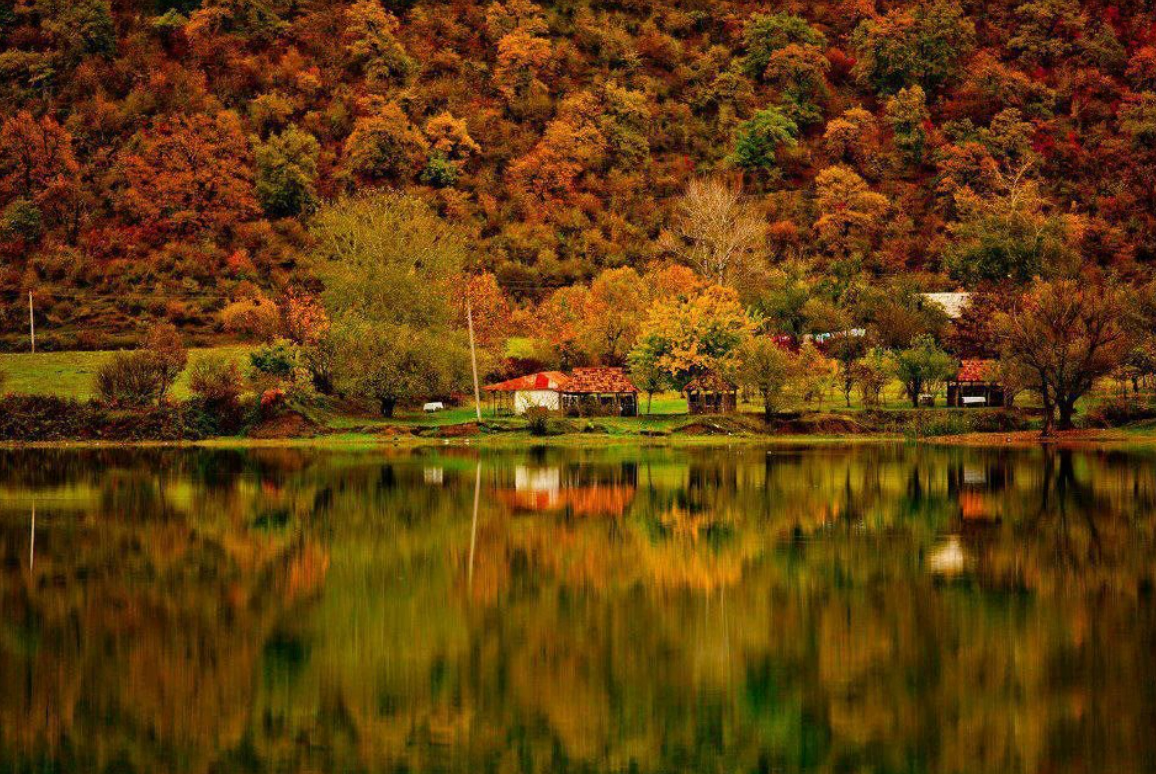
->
483, 371, 571, 414
560, 368, 639, 417
484, 368, 639, 416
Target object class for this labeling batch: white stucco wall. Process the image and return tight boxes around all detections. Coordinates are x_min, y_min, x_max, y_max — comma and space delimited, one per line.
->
514, 390, 561, 414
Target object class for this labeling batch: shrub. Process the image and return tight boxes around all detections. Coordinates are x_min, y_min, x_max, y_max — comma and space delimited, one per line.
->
1083, 399, 1156, 428
221, 296, 281, 340
524, 406, 551, 436
143, 321, 188, 392
189, 356, 245, 403
96, 352, 171, 407
0, 395, 207, 442
250, 338, 298, 377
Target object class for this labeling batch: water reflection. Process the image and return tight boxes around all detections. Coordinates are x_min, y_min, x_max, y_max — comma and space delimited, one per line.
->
1, 444, 1155, 773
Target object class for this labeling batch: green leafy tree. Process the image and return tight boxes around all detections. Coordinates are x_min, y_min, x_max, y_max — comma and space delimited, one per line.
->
884, 85, 930, 164
892, 334, 957, 407
255, 126, 320, 217
627, 349, 668, 415
730, 107, 798, 175
737, 336, 796, 420
309, 192, 471, 417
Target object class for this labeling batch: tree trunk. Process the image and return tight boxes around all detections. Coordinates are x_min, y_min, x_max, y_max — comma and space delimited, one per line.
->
1040, 388, 1054, 438
1057, 398, 1076, 430
763, 391, 773, 423
380, 397, 396, 418
647, 391, 653, 414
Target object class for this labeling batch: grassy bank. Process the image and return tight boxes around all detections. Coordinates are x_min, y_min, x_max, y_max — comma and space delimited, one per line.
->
1, 346, 1149, 448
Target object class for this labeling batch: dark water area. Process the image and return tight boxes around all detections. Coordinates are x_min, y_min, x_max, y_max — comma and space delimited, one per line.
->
1, 443, 1155, 773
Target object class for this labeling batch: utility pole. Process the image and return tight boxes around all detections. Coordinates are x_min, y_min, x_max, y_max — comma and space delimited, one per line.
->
28, 291, 35, 354
466, 296, 482, 421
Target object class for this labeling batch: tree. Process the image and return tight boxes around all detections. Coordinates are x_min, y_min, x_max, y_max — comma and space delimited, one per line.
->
118, 112, 258, 235
763, 44, 830, 126
627, 349, 667, 415
823, 107, 880, 172
143, 321, 189, 400
38, 0, 116, 65
730, 106, 799, 176
741, 13, 825, 81
95, 322, 188, 407
343, 101, 428, 182
827, 333, 869, 406
326, 318, 468, 417
884, 85, 930, 164
344, 0, 414, 89
998, 280, 1132, 433
851, 2, 975, 94
814, 165, 890, 255
423, 111, 481, 180
308, 192, 471, 416
737, 336, 796, 420
0, 111, 80, 231
536, 285, 590, 369
665, 178, 765, 285
944, 169, 1080, 285
893, 333, 957, 407
255, 126, 320, 217
855, 348, 892, 407
630, 285, 754, 389
582, 267, 647, 366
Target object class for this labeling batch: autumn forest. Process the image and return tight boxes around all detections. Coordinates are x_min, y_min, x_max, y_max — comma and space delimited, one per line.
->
3, 0, 1156, 340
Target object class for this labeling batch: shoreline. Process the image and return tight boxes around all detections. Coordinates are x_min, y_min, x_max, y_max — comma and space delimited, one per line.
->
3, 427, 1154, 451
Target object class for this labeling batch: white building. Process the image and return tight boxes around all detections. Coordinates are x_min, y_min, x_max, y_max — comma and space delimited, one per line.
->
483, 371, 571, 415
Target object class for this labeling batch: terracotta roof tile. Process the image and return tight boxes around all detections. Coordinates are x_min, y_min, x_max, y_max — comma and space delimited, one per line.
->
484, 371, 570, 392
955, 359, 995, 382
563, 367, 639, 394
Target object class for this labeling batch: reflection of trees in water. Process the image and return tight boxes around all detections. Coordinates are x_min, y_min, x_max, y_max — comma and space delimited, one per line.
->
1, 445, 1155, 773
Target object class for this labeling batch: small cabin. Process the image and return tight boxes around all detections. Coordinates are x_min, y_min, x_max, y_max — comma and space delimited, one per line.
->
684, 372, 738, 415
560, 368, 639, 417
483, 371, 570, 415
946, 360, 1005, 408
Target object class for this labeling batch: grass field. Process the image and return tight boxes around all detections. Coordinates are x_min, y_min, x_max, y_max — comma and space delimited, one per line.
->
0, 346, 253, 401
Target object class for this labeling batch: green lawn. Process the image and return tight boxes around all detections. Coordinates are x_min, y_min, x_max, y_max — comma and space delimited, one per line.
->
0, 346, 253, 401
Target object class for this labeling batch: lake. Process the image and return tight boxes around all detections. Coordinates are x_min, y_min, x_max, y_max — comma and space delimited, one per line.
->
1, 443, 1154, 773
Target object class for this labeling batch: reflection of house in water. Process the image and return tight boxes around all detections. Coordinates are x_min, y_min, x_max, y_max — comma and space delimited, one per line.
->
496, 463, 637, 516
948, 458, 1011, 522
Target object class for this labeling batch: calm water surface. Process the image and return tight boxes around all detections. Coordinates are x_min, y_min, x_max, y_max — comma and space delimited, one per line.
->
1, 444, 1155, 773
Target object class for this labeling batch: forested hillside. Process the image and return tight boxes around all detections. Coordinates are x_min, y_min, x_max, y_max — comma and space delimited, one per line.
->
2, 0, 1155, 347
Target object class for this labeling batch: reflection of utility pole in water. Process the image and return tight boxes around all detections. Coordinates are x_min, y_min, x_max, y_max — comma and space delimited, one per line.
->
29, 501, 35, 570
468, 462, 481, 590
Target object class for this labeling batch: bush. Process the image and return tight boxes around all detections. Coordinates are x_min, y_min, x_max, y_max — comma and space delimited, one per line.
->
221, 297, 281, 340
189, 356, 245, 404
524, 406, 551, 436
188, 356, 247, 433
0, 395, 207, 442
96, 352, 171, 407
1083, 399, 1156, 428
250, 338, 298, 378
